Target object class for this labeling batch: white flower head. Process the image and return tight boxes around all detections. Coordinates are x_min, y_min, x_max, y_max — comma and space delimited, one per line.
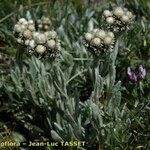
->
28, 20, 34, 24
14, 24, 22, 33
22, 20, 28, 26
35, 45, 46, 54
114, 7, 124, 18
17, 38, 23, 44
38, 24, 43, 28
126, 11, 133, 19
33, 32, 39, 38
121, 15, 129, 23
25, 39, 30, 46
85, 33, 93, 42
34, 33, 46, 44
92, 38, 101, 46
19, 18, 27, 24
103, 10, 112, 17
96, 30, 106, 39
48, 31, 57, 39
29, 40, 35, 49
107, 32, 114, 38
44, 25, 49, 30
47, 40, 56, 49
37, 19, 41, 24
106, 17, 114, 24
56, 42, 61, 51
104, 36, 113, 45
28, 25, 35, 31
20, 25, 27, 31
23, 30, 32, 39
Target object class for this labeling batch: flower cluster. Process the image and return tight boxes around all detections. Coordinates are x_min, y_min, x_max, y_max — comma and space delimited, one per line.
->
103, 7, 134, 33
14, 18, 36, 45
14, 17, 61, 59
33, 31, 61, 59
84, 28, 114, 56
127, 65, 146, 83
37, 16, 52, 31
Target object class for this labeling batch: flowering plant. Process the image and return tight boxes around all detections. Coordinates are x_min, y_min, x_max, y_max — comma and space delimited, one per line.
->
0, 1, 149, 150
103, 7, 134, 33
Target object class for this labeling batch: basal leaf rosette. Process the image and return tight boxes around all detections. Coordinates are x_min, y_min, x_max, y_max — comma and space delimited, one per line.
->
102, 7, 134, 33
83, 28, 114, 56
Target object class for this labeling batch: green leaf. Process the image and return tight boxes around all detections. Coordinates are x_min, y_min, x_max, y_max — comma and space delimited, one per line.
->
51, 130, 63, 141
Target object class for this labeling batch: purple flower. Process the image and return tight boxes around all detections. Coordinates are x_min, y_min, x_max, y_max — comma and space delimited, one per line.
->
127, 67, 138, 82
138, 65, 146, 79
127, 65, 146, 83
127, 67, 132, 76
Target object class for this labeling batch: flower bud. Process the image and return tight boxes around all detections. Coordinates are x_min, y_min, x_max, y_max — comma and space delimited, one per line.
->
35, 45, 46, 54
47, 40, 56, 49
103, 10, 112, 17
23, 30, 32, 39
107, 32, 114, 38
19, 18, 26, 24
44, 25, 49, 30
29, 40, 35, 48
126, 11, 133, 19
114, 7, 124, 18
96, 30, 106, 39
33, 32, 39, 38
38, 24, 42, 28
22, 21, 28, 26
28, 25, 35, 31
28, 20, 34, 24
25, 39, 30, 46
106, 17, 114, 24
37, 19, 41, 23
45, 17, 50, 23
85, 33, 93, 42
34, 33, 46, 44
14, 24, 22, 33
56, 43, 61, 51
19, 33, 23, 38
17, 38, 23, 44
104, 36, 112, 45
48, 31, 57, 39
20, 25, 26, 31
92, 38, 101, 46
121, 15, 129, 23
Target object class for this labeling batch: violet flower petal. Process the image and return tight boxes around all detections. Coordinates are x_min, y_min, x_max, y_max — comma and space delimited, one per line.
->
131, 73, 138, 82
127, 67, 138, 82
127, 67, 132, 76
139, 65, 146, 79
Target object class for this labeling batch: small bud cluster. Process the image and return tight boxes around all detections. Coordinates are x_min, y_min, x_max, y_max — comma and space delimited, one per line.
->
37, 16, 52, 31
103, 7, 134, 33
84, 28, 114, 56
14, 17, 61, 59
